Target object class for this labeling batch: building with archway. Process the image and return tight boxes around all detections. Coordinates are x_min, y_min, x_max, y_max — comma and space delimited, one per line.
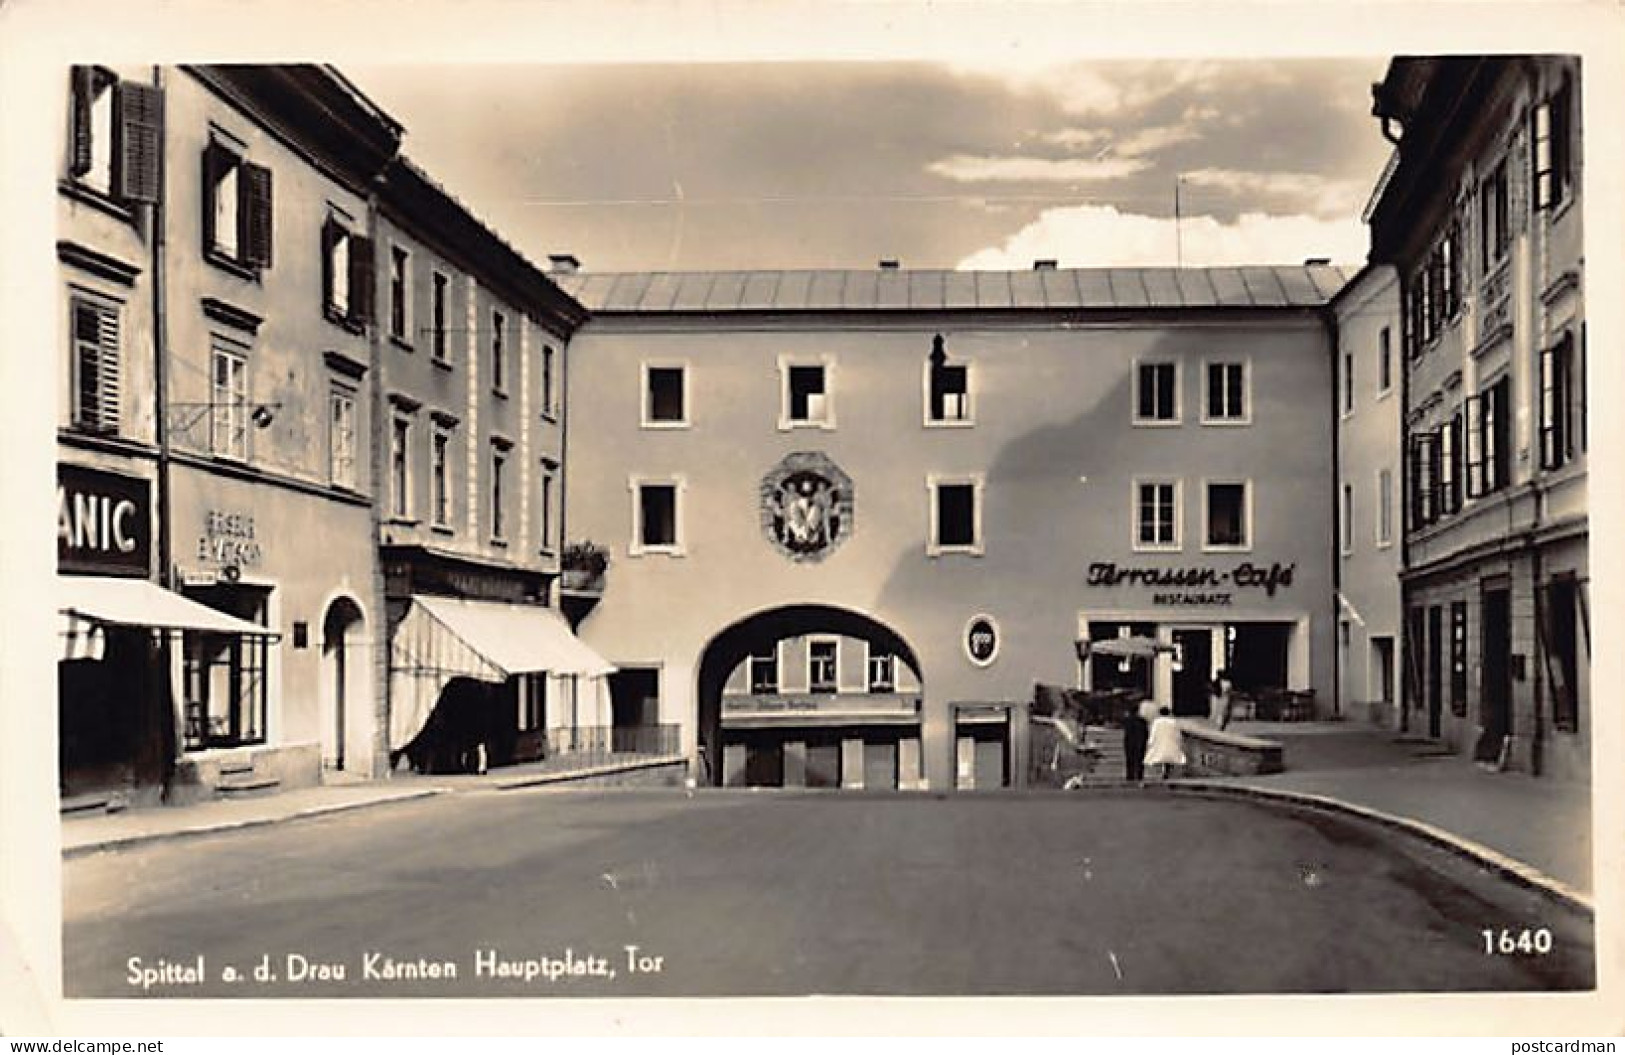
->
557, 264, 1349, 789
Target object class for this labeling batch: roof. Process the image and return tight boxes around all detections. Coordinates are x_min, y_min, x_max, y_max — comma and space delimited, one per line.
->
554, 265, 1356, 314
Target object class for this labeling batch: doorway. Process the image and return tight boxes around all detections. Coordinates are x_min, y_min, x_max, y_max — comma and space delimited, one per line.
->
321, 596, 365, 772
1172, 628, 1212, 717
1481, 585, 1513, 754
1426, 606, 1443, 738
609, 666, 660, 753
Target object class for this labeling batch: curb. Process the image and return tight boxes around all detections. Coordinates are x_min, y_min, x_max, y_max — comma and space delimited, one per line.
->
493, 755, 688, 790
1168, 779, 1594, 917
62, 787, 449, 859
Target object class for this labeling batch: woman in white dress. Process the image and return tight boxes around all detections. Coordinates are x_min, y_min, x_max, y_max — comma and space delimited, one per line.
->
1143, 705, 1187, 780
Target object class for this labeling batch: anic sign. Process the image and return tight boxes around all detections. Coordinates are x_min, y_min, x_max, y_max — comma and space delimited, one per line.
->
58, 465, 151, 577
759, 452, 854, 563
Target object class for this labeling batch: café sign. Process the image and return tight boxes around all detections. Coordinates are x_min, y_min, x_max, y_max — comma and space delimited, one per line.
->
1086, 560, 1296, 607
197, 509, 263, 570
964, 614, 1001, 667
58, 464, 150, 577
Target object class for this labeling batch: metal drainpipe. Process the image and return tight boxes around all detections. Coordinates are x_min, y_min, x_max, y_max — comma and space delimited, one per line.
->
152, 65, 171, 590
1328, 315, 1343, 719
366, 178, 389, 779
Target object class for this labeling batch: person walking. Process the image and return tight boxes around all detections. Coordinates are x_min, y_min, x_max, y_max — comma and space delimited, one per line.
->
1209, 668, 1236, 730
1144, 705, 1187, 780
1124, 696, 1160, 782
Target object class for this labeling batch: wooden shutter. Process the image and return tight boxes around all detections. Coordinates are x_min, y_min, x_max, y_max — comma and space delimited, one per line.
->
320, 217, 340, 312
71, 299, 119, 433
201, 141, 231, 255
349, 235, 375, 325
1490, 378, 1511, 490
96, 306, 121, 432
241, 162, 273, 268
114, 80, 163, 204
69, 67, 95, 177
1448, 413, 1465, 513
1464, 395, 1484, 498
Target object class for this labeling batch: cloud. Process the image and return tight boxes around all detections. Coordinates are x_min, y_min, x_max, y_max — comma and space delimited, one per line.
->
1041, 128, 1111, 152
1114, 123, 1202, 157
1181, 168, 1369, 217
928, 154, 1151, 183
955, 204, 1368, 269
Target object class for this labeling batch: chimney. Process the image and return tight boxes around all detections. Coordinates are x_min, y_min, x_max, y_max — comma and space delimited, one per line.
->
1303, 256, 1331, 267
878, 259, 900, 270
548, 253, 581, 275
1033, 259, 1058, 271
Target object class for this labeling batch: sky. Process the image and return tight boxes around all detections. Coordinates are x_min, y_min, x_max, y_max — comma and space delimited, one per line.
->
350, 58, 1395, 274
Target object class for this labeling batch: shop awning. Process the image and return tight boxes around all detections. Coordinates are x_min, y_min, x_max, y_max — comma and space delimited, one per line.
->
1082, 634, 1177, 659
406, 595, 615, 678
58, 575, 277, 638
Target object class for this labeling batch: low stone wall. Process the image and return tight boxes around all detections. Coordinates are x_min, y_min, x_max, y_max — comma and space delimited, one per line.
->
168, 741, 323, 804
498, 757, 688, 791
1177, 721, 1284, 777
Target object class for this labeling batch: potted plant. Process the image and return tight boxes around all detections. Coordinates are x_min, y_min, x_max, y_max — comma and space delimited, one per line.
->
560, 540, 610, 593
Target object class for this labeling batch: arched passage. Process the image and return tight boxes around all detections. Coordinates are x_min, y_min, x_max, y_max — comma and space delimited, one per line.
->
320, 596, 367, 773
695, 604, 924, 788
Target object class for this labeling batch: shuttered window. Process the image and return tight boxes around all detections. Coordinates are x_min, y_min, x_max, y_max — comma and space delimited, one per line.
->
1409, 432, 1439, 528
203, 139, 271, 270
68, 67, 162, 205
1534, 72, 1576, 212
70, 295, 121, 434
1540, 334, 1576, 471
1481, 376, 1511, 494
322, 216, 372, 327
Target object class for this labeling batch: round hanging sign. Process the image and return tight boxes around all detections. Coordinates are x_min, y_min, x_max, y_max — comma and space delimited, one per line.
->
964, 614, 1000, 667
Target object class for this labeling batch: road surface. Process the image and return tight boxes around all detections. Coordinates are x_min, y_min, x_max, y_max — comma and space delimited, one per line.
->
63, 787, 1593, 997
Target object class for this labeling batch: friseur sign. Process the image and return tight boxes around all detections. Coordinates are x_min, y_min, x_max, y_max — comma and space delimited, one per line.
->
58, 464, 151, 577
1086, 561, 1296, 607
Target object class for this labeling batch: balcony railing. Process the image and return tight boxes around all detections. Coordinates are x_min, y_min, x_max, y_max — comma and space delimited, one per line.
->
543, 723, 680, 763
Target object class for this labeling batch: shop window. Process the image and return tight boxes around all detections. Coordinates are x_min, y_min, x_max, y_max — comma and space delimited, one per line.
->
67, 67, 162, 206
1479, 158, 1510, 273
388, 244, 411, 345
204, 137, 272, 273
181, 586, 270, 751
490, 441, 510, 543
1540, 333, 1577, 471
69, 293, 121, 434
1134, 479, 1179, 551
1205, 481, 1249, 550
1534, 71, 1576, 212
1378, 328, 1392, 393
781, 359, 832, 428
390, 414, 412, 520
542, 344, 557, 418
519, 673, 547, 733
808, 640, 838, 693
643, 363, 688, 426
209, 341, 249, 461
431, 271, 450, 363
1450, 602, 1468, 718
328, 384, 356, 490
321, 214, 371, 329
632, 479, 683, 555
749, 648, 779, 694
430, 423, 453, 529
1204, 361, 1247, 423
928, 475, 983, 555
867, 650, 896, 693
491, 310, 507, 396
1134, 361, 1178, 424
1543, 577, 1581, 733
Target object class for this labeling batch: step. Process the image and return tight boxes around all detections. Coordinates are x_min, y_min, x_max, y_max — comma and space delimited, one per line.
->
216, 775, 281, 798
60, 791, 128, 816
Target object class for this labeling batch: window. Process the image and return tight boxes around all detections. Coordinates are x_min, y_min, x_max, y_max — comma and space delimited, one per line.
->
808, 640, 838, 693
1377, 467, 1394, 546
1540, 333, 1577, 471
1379, 328, 1393, 393
210, 342, 248, 460
430, 425, 452, 529
431, 272, 449, 363
321, 215, 371, 327
542, 345, 557, 418
69, 293, 121, 434
1543, 577, 1581, 732
390, 415, 411, 519
538, 460, 556, 553
203, 138, 272, 271
181, 587, 270, 750
389, 245, 411, 344
1441, 411, 1464, 514
643, 363, 687, 426
329, 385, 356, 489
780, 359, 833, 428
1135, 361, 1178, 424
1204, 361, 1247, 423
928, 475, 983, 555
867, 650, 896, 693
1204, 482, 1249, 550
1535, 72, 1576, 212
1341, 482, 1355, 554
926, 350, 972, 425
1467, 377, 1512, 497
632, 479, 683, 555
1450, 602, 1469, 718
491, 311, 506, 395
1134, 480, 1179, 551
67, 67, 162, 206
491, 442, 509, 542
749, 648, 779, 694
1342, 350, 1354, 414
520, 673, 547, 733
1479, 158, 1510, 272
1409, 431, 1438, 527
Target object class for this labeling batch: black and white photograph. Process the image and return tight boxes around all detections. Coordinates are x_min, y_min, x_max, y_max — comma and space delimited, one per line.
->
2, 0, 1621, 1038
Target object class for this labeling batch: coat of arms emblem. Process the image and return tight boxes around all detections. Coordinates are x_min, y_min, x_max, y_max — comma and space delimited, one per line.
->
760, 452, 854, 562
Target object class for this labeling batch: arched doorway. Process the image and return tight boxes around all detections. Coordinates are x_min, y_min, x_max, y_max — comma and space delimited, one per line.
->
695, 605, 923, 788
320, 596, 367, 773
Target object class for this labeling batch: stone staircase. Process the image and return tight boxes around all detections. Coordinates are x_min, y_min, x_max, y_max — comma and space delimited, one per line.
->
215, 758, 281, 799
1031, 724, 1133, 787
